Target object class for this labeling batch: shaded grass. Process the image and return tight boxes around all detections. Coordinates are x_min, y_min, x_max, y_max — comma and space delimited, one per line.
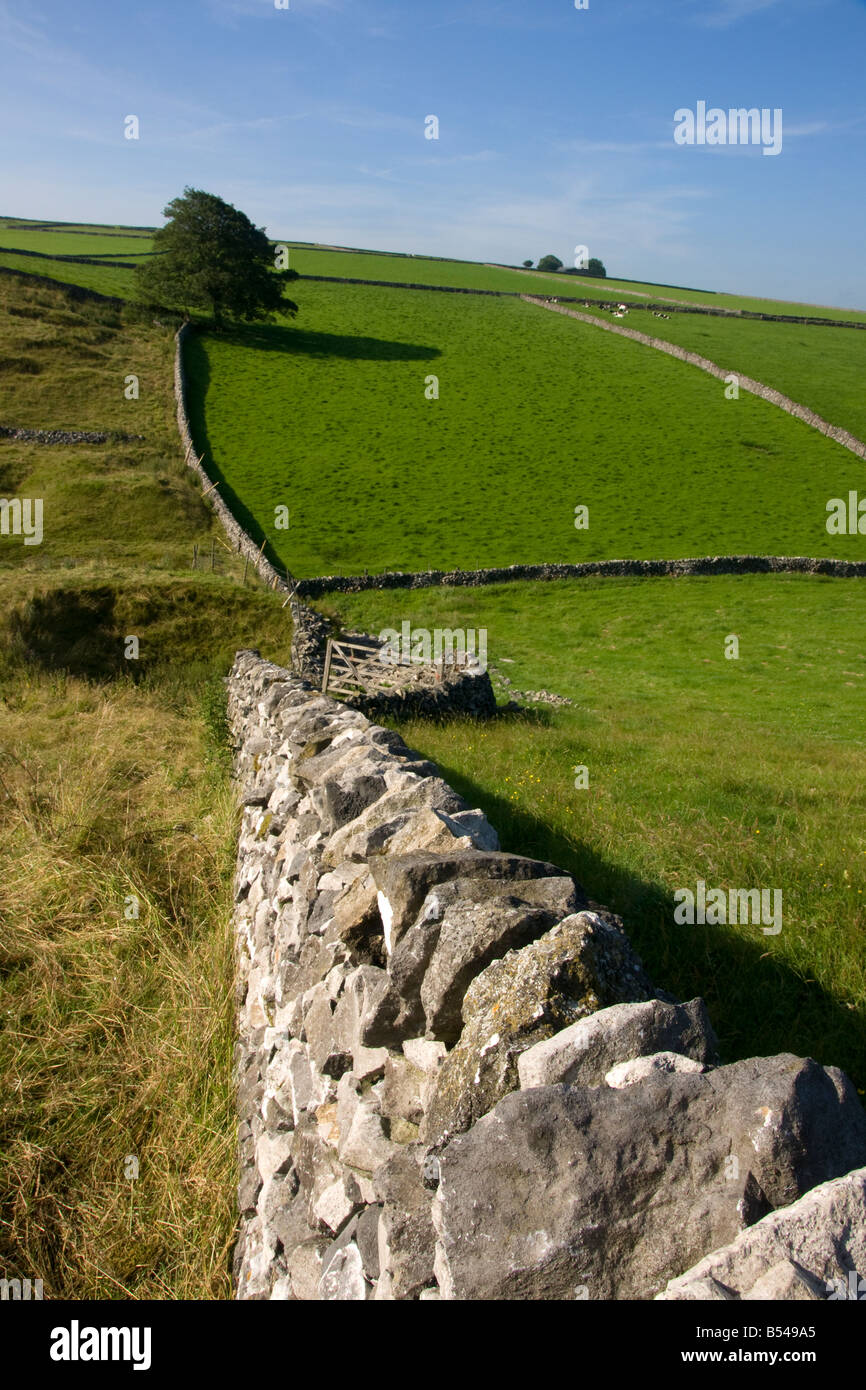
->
313, 574, 866, 1090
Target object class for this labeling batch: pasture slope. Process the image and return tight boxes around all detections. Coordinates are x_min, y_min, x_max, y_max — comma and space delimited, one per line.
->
185, 279, 866, 577
564, 299, 866, 444
1, 216, 864, 1295
0, 270, 293, 1299
311, 574, 866, 1094
4, 215, 866, 318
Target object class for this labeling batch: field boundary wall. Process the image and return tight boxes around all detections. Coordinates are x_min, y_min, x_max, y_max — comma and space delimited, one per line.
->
524, 296, 866, 458
227, 651, 866, 1301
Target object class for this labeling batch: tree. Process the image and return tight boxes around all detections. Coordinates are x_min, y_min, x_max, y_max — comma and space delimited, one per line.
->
136, 187, 299, 326
522, 259, 533, 268
565, 257, 608, 278
536, 254, 563, 273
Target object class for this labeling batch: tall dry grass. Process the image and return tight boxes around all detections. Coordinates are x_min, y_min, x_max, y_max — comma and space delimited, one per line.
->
0, 669, 238, 1298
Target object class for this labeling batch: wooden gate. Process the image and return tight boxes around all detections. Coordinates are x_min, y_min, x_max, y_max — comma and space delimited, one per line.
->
321, 635, 389, 697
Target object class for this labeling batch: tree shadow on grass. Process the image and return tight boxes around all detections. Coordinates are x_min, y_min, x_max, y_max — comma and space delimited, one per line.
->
217, 319, 441, 363
413, 755, 866, 1093
181, 324, 441, 574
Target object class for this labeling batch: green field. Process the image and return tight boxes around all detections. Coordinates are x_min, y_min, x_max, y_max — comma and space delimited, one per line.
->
279, 242, 866, 323
4, 216, 865, 324
311, 573, 866, 1089
545, 300, 866, 445
184, 279, 866, 578
0, 253, 133, 298
0, 229, 154, 257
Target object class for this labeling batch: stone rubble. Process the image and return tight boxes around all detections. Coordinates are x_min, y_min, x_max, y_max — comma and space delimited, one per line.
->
657, 1167, 866, 1301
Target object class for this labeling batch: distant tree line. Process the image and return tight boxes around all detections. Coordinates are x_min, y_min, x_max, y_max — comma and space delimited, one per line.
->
526, 254, 607, 277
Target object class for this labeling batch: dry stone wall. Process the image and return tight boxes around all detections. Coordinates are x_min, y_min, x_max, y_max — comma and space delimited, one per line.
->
0, 243, 140, 270
296, 553, 866, 599
523, 295, 866, 459
175, 327, 497, 710
0, 425, 143, 445
175, 324, 293, 596
228, 649, 866, 1301
305, 274, 866, 329
175, 323, 334, 680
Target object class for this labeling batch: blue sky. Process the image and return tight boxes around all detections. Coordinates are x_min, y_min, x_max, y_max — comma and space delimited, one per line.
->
2, 0, 865, 307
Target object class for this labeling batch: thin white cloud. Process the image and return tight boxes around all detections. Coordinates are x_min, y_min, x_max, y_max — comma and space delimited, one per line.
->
696, 0, 786, 27
0, 2, 224, 124
202, 0, 346, 24
555, 138, 674, 155
421, 150, 500, 166
784, 121, 831, 137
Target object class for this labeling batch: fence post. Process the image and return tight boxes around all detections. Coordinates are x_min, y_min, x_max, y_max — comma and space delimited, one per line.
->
322, 641, 333, 695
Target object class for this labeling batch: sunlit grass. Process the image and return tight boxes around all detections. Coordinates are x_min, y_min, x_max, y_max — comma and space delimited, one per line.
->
186, 280, 866, 577
314, 574, 866, 1089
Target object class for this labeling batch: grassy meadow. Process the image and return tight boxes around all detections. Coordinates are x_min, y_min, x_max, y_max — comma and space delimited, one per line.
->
280, 242, 866, 322
2, 220, 866, 1298
0, 218, 154, 257
184, 279, 866, 578
564, 301, 866, 444
4, 218, 865, 323
0, 271, 293, 1297
0, 255, 133, 299
312, 574, 866, 1089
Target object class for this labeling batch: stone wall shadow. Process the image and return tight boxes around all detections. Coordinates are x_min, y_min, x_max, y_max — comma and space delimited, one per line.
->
181, 324, 441, 570
421, 757, 866, 1094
